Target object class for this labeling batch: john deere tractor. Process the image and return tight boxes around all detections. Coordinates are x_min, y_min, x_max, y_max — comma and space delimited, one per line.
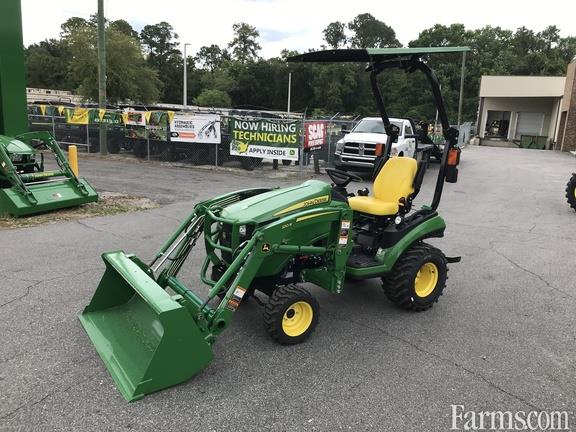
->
567, 174, 576, 211
80, 47, 467, 401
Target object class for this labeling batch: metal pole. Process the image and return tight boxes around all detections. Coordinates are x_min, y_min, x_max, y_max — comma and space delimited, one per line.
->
287, 72, 292, 113
183, 43, 190, 109
457, 51, 466, 126
97, 0, 107, 155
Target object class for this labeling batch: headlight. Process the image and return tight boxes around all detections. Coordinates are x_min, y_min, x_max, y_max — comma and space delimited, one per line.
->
335, 140, 344, 153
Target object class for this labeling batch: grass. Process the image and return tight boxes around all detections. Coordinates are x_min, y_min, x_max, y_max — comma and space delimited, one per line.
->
0, 192, 159, 230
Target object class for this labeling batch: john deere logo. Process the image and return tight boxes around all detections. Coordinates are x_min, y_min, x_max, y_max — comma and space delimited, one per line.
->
289, 149, 296, 155
261, 243, 271, 252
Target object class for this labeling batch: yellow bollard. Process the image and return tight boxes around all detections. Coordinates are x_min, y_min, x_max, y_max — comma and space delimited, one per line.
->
68, 145, 79, 177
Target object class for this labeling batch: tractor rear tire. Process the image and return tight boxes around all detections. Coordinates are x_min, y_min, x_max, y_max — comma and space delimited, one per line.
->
566, 174, 576, 211
382, 242, 447, 311
263, 285, 319, 345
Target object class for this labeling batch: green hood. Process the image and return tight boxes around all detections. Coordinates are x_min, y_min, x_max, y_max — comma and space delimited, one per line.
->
220, 180, 334, 224
0, 135, 36, 155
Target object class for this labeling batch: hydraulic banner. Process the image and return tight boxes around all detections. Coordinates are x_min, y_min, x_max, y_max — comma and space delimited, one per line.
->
170, 113, 221, 144
229, 117, 300, 160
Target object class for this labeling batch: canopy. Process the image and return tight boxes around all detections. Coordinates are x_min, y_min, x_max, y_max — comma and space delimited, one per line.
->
287, 47, 470, 63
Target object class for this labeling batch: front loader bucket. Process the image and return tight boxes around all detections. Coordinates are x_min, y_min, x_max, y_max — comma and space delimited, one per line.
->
79, 251, 214, 401
0, 178, 98, 217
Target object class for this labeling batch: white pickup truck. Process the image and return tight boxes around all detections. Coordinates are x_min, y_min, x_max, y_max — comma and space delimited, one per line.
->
334, 117, 432, 171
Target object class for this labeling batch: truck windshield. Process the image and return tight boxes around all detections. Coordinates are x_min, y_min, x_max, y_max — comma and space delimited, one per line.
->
352, 119, 403, 134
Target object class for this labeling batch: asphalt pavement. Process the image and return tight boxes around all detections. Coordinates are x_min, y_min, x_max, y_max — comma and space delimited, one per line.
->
1, 146, 576, 431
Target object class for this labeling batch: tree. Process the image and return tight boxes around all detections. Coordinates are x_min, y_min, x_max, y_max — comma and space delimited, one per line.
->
194, 89, 232, 107
195, 44, 229, 71
228, 22, 261, 63
25, 39, 71, 90
348, 13, 400, 48
139, 22, 182, 102
323, 22, 347, 48
110, 19, 138, 39
64, 21, 160, 103
140, 22, 180, 65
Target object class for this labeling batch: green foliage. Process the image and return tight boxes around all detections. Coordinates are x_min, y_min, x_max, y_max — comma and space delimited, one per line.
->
323, 22, 347, 48
63, 19, 160, 103
25, 39, 71, 90
229, 23, 261, 63
194, 89, 232, 108
25, 14, 576, 122
348, 13, 400, 48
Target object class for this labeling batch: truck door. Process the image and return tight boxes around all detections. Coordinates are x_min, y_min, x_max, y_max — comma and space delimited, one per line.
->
404, 122, 416, 157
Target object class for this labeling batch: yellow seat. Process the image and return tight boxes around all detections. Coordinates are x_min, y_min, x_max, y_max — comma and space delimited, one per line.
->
349, 157, 418, 216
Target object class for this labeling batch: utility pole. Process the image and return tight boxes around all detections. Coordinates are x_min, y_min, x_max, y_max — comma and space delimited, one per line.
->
183, 43, 190, 109
457, 51, 467, 126
97, 0, 107, 155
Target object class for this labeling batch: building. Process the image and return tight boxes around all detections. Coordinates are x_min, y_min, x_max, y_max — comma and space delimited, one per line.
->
476, 59, 576, 151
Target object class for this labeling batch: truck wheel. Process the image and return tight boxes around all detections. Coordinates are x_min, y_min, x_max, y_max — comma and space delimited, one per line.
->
240, 157, 262, 171
566, 174, 576, 211
382, 242, 447, 311
133, 141, 147, 158
263, 285, 319, 345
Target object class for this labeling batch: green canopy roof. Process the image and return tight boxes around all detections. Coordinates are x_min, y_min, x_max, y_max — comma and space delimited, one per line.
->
288, 47, 470, 63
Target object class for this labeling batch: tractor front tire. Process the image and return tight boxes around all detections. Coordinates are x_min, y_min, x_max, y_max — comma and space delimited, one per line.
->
264, 285, 319, 345
566, 174, 576, 211
382, 242, 447, 311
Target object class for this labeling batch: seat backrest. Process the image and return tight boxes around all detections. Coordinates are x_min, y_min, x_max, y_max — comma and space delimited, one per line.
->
373, 157, 418, 203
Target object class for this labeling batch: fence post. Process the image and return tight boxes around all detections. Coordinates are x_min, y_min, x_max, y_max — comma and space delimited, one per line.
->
86, 123, 90, 153
146, 124, 150, 161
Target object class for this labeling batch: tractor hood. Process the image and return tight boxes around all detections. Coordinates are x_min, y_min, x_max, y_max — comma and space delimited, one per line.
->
0, 135, 36, 155
220, 180, 333, 224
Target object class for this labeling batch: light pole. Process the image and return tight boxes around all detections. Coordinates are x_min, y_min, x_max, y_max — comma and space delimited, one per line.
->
183, 43, 190, 109
287, 71, 292, 113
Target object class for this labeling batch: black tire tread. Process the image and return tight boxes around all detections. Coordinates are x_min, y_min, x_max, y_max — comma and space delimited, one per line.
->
263, 284, 318, 344
382, 242, 448, 312
566, 174, 576, 211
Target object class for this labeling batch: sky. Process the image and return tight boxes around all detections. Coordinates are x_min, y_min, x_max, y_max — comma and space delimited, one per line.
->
21, 0, 574, 59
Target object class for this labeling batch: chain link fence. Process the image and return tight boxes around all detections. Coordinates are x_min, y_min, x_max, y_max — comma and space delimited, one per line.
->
27, 105, 472, 177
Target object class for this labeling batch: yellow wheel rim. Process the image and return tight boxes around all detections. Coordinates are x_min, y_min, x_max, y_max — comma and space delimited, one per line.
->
282, 301, 313, 337
414, 262, 439, 298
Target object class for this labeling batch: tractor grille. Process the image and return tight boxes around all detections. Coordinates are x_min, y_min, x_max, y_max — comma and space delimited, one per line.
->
343, 142, 377, 157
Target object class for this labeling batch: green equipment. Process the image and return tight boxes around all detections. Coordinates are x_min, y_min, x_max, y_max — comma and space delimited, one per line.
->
567, 173, 576, 211
0, 131, 98, 216
0, 0, 98, 217
80, 47, 466, 401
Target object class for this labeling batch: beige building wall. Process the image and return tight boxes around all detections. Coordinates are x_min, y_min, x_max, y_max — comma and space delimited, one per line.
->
480, 76, 565, 98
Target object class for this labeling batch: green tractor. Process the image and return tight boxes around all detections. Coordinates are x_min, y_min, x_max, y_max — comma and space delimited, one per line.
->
0, 131, 98, 216
80, 47, 467, 401
567, 174, 576, 211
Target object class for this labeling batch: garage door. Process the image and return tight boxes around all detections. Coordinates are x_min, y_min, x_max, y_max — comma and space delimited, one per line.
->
515, 112, 544, 139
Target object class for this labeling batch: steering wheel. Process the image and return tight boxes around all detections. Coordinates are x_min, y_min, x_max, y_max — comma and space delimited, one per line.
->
325, 168, 362, 188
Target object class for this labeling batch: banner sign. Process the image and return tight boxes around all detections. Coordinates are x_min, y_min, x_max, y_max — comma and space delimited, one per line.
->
65, 108, 89, 125
170, 113, 221, 144
91, 109, 123, 126
122, 111, 146, 126
147, 111, 168, 141
229, 117, 300, 160
304, 121, 327, 152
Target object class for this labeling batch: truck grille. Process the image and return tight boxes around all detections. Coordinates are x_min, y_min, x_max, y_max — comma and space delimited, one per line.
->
343, 142, 377, 157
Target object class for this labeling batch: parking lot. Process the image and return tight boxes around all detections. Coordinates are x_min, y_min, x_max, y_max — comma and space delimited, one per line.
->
1, 145, 576, 431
